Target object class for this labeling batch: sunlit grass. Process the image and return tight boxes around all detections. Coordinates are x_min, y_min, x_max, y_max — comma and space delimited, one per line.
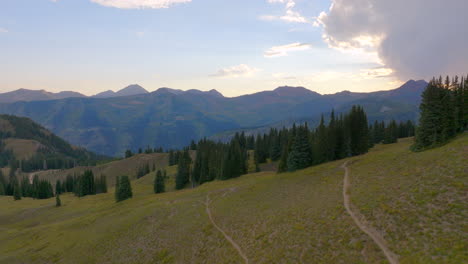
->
1, 134, 466, 263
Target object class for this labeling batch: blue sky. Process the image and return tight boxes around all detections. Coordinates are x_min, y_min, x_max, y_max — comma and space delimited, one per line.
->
2, 0, 464, 97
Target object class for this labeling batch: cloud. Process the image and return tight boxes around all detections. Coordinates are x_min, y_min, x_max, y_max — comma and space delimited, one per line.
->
264, 42, 311, 58
317, 0, 468, 80
210, 64, 260, 78
261, 0, 308, 24
0, 28, 8, 33
90, 0, 191, 9
360, 67, 393, 79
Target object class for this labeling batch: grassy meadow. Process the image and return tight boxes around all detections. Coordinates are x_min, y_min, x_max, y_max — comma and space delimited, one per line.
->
0, 134, 466, 263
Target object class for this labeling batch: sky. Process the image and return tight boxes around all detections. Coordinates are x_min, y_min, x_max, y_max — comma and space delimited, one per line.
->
1, 0, 467, 97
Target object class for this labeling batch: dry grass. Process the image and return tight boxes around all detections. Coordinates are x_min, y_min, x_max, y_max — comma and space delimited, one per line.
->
27, 153, 169, 186
4, 138, 43, 159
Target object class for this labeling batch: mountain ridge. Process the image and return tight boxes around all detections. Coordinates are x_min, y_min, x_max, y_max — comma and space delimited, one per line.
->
0, 80, 428, 156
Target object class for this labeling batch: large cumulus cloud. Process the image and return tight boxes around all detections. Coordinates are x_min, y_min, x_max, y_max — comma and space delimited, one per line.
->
318, 0, 468, 80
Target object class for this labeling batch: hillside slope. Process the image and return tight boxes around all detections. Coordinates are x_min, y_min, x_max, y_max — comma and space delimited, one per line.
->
1, 134, 465, 264
0, 115, 101, 170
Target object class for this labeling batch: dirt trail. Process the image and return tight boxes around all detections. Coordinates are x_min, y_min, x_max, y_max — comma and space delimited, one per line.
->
205, 193, 249, 264
341, 161, 399, 264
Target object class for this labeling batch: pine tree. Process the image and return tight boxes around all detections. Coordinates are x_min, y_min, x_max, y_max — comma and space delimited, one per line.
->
0, 171, 5, 195
314, 116, 328, 164
287, 125, 313, 171
100, 175, 108, 193
414, 79, 448, 149
176, 150, 191, 189
115, 176, 132, 202
154, 170, 165, 194
383, 120, 398, 144
277, 144, 289, 173
125, 150, 133, 158
56, 193, 61, 207
55, 180, 62, 195
13, 179, 21, 200
0, 181, 5, 195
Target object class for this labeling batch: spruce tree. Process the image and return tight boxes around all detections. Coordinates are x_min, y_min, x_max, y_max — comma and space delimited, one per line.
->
176, 150, 191, 189
414, 79, 447, 149
55, 180, 62, 195
13, 179, 21, 200
0, 181, 4, 195
383, 120, 398, 144
154, 170, 165, 194
115, 176, 132, 202
0, 171, 6, 195
56, 193, 61, 207
287, 125, 313, 171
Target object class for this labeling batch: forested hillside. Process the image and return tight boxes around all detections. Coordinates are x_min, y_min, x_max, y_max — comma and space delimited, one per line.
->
0, 115, 102, 171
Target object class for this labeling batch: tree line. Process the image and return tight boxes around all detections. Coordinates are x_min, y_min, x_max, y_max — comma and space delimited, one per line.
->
0, 169, 108, 201
172, 106, 416, 189
414, 75, 467, 150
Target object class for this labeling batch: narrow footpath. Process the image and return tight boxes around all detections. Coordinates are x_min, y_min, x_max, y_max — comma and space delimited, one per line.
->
342, 162, 399, 264
205, 193, 249, 264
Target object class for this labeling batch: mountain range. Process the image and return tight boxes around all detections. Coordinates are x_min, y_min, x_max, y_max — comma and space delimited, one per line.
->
0, 80, 427, 156
0, 84, 150, 103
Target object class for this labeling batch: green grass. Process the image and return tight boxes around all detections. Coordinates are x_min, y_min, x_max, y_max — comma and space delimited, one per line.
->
0, 134, 466, 263
349, 135, 468, 264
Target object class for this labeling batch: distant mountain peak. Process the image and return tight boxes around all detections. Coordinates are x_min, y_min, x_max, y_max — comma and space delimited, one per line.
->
0, 88, 85, 103
93, 84, 149, 98
399, 79, 427, 90
274, 86, 320, 97
207, 89, 224, 98
116, 84, 148, 96
155, 87, 184, 95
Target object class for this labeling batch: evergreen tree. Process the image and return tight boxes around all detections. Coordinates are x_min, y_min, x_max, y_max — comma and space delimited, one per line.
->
287, 125, 313, 171
55, 180, 62, 195
383, 120, 398, 144
314, 116, 328, 164
125, 150, 133, 158
13, 179, 21, 200
277, 144, 289, 173
168, 150, 174, 166
176, 150, 191, 189
154, 170, 165, 194
100, 175, 108, 193
56, 193, 61, 207
221, 139, 246, 179
115, 176, 132, 202
0, 170, 5, 195
0, 181, 4, 196
414, 79, 450, 149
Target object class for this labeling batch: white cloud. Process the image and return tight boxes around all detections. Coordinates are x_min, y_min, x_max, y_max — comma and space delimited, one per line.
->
261, 0, 308, 24
210, 64, 260, 78
90, 0, 191, 9
264, 42, 311, 58
317, 0, 468, 80
0, 28, 8, 33
360, 67, 393, 79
